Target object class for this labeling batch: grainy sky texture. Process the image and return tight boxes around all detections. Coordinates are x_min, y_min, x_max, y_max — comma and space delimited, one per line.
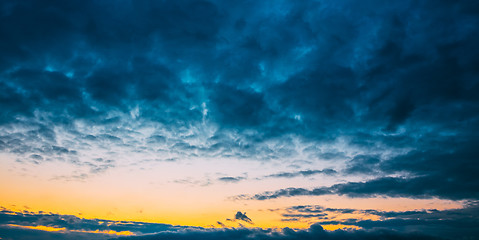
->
1, 0, 479, 239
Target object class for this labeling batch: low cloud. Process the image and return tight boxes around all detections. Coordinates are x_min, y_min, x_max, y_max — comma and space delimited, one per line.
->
235, 212, 253, 224
276, 203, 479, 239
113, 223, 440, 240
2, 207, 474, 240
0, 208, 185, 238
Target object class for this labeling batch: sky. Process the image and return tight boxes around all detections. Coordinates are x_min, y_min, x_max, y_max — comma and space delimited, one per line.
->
0, 0, 479, 239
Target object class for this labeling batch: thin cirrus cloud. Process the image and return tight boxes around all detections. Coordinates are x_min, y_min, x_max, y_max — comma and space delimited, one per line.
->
175, 168, 337, 186
0, 0, 478, 240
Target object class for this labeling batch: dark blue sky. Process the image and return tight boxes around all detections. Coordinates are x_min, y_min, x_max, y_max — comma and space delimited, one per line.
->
1, 0, 479, 239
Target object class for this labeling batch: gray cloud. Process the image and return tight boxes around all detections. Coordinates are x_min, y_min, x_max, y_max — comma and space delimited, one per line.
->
277, 203, 479, 240
2, 206, 474, 240
218, 176, 246, 183
234, 212, 253, 224
262, 169, 336, 179
113, 223, 440, 240
238, 174, 479, 201
0, 208, 186, 237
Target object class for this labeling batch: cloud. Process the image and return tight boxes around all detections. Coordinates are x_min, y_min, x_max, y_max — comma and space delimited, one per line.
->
218, 176, 246, 183
2, 206, 476, 240
0, 0, 478, 165
1, 0, 477, 141
238, 174, 479, 201
234, 212, 253, 224
0, 208, 185, 237
113, 223, 441, 240
217, 168, 336, 184
344, 155, 381, 174
235, 132, 479, 201
216, 221, 226, 228
276, 203, 479, 240
262, 169, 337, 179
181, 168, 337, 187
0, 225, 111, 240
0, 2, 478, 237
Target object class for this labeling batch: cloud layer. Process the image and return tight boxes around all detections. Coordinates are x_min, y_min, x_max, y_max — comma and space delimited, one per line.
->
1, 0, 479, 239
1, 0, 478, 196
0, 209, 442, 240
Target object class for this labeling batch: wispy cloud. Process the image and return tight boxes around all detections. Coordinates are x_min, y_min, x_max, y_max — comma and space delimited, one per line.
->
261, 169, 337, 179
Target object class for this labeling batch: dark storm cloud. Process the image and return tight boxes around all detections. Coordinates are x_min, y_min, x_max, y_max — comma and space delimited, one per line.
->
0, 0, 209, 125
209, 84, 272, 128
1, 0, 476, 130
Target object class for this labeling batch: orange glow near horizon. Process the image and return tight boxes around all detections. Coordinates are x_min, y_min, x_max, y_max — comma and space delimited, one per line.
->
0, 153, 466, 230
5, 224, 134, 236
